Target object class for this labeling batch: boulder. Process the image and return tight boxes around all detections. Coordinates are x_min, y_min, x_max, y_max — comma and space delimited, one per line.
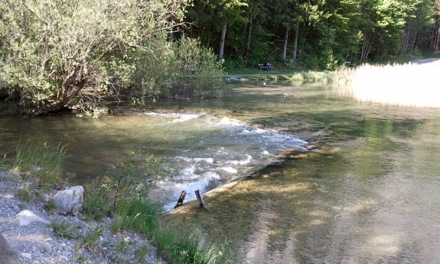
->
16, 210, 50, 226
53, 186, 84, 216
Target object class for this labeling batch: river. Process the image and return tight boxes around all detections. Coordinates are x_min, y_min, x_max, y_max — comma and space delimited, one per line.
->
1, 80, 440, 263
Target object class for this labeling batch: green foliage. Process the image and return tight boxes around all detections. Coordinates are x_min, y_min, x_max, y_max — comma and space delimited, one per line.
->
135, 244, 150, 263
52, 221, 79, 239
105, 162, 161, 234
81, 180, 113, 221
82, 156, 170, 221
13, 140, 66, 186
17, 185, 32, 202
0, 0, 189, 115
43, 200, 57, 213
80, 225, 104, 252
1, 0, 436, 109
175, 38, 226, 98
153, 227, 233, 264
130, 37, 226, 101
184, 0, 438, 70
111, 196, 161, 234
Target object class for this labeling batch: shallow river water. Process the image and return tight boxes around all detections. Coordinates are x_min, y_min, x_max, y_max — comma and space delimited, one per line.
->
1, 81, 440, 263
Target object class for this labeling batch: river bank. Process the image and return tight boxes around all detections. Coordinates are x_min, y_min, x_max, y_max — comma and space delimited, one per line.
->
0, 170, 165, 264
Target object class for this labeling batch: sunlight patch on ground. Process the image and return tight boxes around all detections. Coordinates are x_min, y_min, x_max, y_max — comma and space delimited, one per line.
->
333, 61, 440, 108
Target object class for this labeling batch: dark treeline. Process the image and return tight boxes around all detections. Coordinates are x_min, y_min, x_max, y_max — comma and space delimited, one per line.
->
183, 0, 440, 69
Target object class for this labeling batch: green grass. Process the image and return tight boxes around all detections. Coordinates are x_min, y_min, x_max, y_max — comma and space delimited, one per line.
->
13, 140, 66, 186
135, 243, 150, 263
83, 160, 233, 263
226, 67, 333, 83
52, 221, 79, 239
81, 225, 104, 250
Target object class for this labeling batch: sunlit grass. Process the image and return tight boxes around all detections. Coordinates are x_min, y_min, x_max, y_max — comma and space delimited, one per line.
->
333, 61, 440, 107
83, 161, 232, 263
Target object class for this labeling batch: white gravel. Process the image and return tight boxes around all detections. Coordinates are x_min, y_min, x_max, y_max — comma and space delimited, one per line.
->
0, 170, 166, 264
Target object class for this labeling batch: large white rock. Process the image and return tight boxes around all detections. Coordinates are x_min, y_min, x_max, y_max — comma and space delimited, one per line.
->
16, 209, 50, 226
53, 186, 84, 216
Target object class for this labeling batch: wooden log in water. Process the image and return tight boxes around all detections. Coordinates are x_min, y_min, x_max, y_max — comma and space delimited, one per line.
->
195, 190, 205, 208
174, 191, 187, 208
0, 233, 22, 264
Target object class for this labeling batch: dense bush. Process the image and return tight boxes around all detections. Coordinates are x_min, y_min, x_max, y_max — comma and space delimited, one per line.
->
0, 0, 224, 115
130, 37, 225, 104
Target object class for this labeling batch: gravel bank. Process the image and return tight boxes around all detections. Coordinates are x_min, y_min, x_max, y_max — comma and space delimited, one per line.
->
0, 170, 166, 264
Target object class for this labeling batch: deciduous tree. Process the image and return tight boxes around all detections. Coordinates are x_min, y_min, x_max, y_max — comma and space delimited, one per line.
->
0, 0, 190, 115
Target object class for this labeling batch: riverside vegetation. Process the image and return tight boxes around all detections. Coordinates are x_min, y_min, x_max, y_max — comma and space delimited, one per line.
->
0, 0, 225, 116
2, 140, 233, 263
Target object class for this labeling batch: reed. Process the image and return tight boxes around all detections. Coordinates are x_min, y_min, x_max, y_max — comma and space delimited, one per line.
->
333, 61, 440, 107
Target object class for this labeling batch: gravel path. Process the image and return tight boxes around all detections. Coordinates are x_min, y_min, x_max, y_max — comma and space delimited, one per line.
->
411, 58, 440, 64
0, 170, 165, 264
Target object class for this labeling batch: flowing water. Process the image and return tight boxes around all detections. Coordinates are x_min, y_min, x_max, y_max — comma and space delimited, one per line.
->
1, 81, 440, 263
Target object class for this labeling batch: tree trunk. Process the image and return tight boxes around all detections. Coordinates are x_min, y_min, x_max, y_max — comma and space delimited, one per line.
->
432, 15, 440, 52
292, 24, 299, 62
403, 22, 418, 53
219, 21, 227, 60
0, 234, 22, 264
245, 17, 253, 64
360, 34, 373, 62
282, 28, 289, 60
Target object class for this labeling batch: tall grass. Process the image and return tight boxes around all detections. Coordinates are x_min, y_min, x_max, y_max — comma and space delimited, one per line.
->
13, 140, 66, 185
333, 61, 440, 107
153, 226, 233, 264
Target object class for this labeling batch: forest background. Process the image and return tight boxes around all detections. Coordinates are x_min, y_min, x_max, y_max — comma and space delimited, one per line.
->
1, 0, 440, 115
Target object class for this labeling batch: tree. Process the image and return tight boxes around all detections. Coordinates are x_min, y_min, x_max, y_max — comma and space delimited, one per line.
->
430, 0, 440, 52
0, 0, 189, 115
185, 0, 247, 62
317, 0, 361, 66
402, 0, 435, 53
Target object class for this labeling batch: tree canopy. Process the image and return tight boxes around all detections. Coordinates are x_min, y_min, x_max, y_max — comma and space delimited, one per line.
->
184, 0, 439, 68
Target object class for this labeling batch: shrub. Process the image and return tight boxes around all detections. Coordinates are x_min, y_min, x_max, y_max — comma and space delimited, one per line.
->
130, 37, 226, 101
